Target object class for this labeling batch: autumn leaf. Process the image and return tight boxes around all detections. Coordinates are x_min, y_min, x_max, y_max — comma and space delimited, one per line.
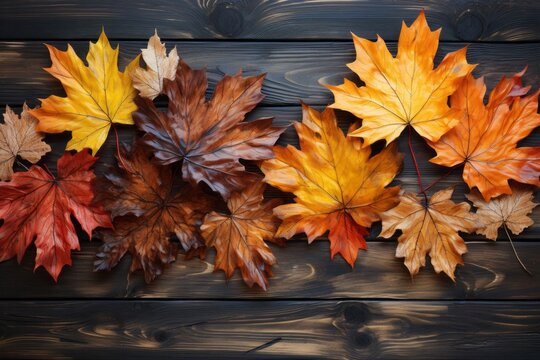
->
466, 185, 537, 241
133, 59, 286, 199
0, 104, 51, 180
327, 11, 475, 146
379, 188, 477, 280
428, 72, 540, 200
131, 30, 179, 100
0, 150, 111, 281
261, 105, 402, 266
94, 143, 214, 283
30, 31, 140, 155
201, 182, 281, 290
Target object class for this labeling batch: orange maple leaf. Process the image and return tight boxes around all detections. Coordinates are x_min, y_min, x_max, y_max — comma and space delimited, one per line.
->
428, 71, 540, 200
327, 11, 475, 146
261, 105, 402, 266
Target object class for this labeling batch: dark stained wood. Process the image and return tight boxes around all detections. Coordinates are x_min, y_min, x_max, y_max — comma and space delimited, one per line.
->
1, 41, 539, 107
1, 300, 539, 359
1, 0, 539, 42
1, 241, 539, 300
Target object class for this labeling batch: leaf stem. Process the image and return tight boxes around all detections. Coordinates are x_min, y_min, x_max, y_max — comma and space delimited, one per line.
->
16, 160, 29, 171
42, 163, 54, 178
408, 125, 427, 204
423, 166, 456, 193
503, 224, 532, 276
112, 124, 130, 172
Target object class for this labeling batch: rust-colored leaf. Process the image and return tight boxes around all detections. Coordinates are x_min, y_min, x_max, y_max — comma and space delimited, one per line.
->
133, 59, 286, 199
379, 188, 477, 280
428, 71, 540, 200
0, 150, 111, 281
201, 182, 281, 290
94, 144, 214, 283
0, 104, 51, 180
327, 11, 475, 146
261, 105, 402, 266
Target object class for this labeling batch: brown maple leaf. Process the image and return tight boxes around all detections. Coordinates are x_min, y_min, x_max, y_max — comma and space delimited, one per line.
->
466, 185, 537, 241
0, 150, 111, 281
428, 72, 540, 200
94, 143, 214, 282
133, 59, 286, 199
379, 188, 477, 280
201, 182, 281, 290
131, 30, 179, 100
0, 104, 51, 181
261, 105, 402, 266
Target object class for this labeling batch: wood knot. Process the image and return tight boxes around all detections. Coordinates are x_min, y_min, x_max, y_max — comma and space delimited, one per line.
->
354, 331, 373, 347
455, 9, 485, 41
343, 303, 370, 324
154, 330, 170, 343
209, 2, 244, 37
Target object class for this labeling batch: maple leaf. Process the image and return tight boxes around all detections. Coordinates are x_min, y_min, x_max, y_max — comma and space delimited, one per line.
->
327, 11, 475, 147
131, 30, 179, 100
94, 144, 214, 283
379, 188, 477, 280
200, 182, 281, 290
428, 72, 540, 201
133, 59, 286, 199
30, 31, 140, 155
466, 185, 537, 241
0, 150, 111, 281
0, 104, 51, 180
261, 105, 402, 266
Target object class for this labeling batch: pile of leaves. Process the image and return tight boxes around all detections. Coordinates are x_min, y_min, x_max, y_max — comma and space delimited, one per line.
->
0, 12, 538, 289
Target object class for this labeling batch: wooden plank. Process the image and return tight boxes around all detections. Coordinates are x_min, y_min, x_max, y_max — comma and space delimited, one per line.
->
1, 0, 539, 41
1, 300, 539, 359
1, 241, 539, 299
1, 41, 539, 107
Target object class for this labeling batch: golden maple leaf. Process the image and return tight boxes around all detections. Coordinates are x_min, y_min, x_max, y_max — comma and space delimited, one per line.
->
30, 31, 140, 154
466, 185, 537, 241
428, 72, 540, 201
0, 105, 50, 180
380, 188, 477, 280
327, 11, 475, 147
131, 30, 179, 100
261, 105, 402, 266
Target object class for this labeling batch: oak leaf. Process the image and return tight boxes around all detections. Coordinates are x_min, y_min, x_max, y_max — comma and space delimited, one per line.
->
327, 11, 475, 146
0, 150, 112, 281
201, 182, 281, 290
261, 105, 402, 266
133, 59, 286, 199
30, 31, 140, 155
131, 30, 179, 100
379, 188, 476, 280
0, 105, 51, 180
466, 185, 537, 241
428, 72, 540, 200
94, 144, 214, 283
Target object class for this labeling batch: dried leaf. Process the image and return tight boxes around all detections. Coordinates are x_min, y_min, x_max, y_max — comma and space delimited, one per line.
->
428, 72, 540, 200
131, 30, 179, 100
261, 105, 402, 266
0, 104, 51, 180
133, 59, 286, 199
201, 182, 281, 290
466, 185, 537, 240
327, 11, 475, 146
380, 188, 476, 280
0, 151, 111, 281
30, 31, 140, 154
94, 144, 214, 283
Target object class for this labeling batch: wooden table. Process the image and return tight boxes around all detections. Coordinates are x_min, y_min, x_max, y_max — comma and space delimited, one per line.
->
0, 1, 539, 358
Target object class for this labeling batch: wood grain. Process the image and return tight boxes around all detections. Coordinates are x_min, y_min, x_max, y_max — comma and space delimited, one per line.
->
1, 41, 538, 106
1, 300, 539, 359
1, 0, 539, 41
1, 241, 539, 300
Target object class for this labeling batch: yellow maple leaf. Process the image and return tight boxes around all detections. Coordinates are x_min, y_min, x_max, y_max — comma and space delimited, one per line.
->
327, 11, 475, 147
30, 31, 140, 154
